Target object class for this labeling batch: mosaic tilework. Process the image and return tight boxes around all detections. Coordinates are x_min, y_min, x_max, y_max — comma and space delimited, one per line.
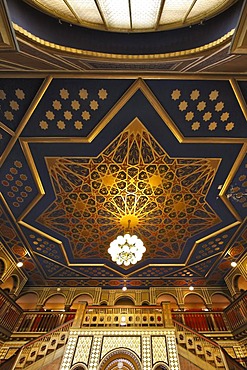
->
167, 335, 180, 370
152, 336, 168, 365
101, 335, 141, 359
60, 336, 77, 370
88, 335, 102, 370
142, 335, 152, 370
73, 336, 92, 365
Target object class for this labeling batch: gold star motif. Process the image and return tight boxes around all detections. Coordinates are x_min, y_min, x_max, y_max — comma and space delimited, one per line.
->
98, 88, 107, 100
64, 111, 72, 120
53, 100, 62, 110
60, 88, 69, 99
190, 89, 200, 100
221, 112, 229, 122
46, 111, 55, 120
82, 111, 90, 120
15, 89, 25, 100
179, 101, 188, 111
90, 100, 99, 110
208, 122, 217, 131
79, 88, 88, 100
197, 101, 206, 111
74, 120, 83, 130
203, 112, 212, 121
185, 111, 194, 121
4, 111, 14, 121
171, 89, 181, 100
215, 102, 224, 112
191, 121, 200, 131
39, 120, 48, 130
225, 122, 234, 131
10, 100, 19, 111
57, 120, 66, 130
209, 90, 219, 101
0, 90, 6, 100
71, 100, 80, 110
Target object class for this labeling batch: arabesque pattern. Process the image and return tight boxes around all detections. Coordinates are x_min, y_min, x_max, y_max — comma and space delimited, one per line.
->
38, 120, 220, 263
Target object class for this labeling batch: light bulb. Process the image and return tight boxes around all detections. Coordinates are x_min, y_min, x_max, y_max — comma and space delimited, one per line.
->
17, 262, 23, 268
189, 285, 194, 291
231, 261, 237, 267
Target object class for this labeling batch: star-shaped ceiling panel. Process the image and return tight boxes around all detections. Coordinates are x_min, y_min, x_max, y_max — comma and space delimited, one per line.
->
0, 77, 246, 288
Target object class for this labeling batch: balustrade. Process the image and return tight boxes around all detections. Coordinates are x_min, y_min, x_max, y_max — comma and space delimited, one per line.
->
224, 291, 247, 334
81, 305, 164, 328
13, 320, 73, 369
14, 311, 75, 333
0, 289, 22, 338
172, 311, 229, 332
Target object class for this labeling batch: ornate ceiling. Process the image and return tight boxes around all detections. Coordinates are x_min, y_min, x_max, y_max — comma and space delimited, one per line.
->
23, 0, 236, 32
1, 77, 246, 288
0, 0, 246, 289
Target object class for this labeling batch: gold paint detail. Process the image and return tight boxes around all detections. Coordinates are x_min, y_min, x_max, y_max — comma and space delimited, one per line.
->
39, 119, 220, 263
13, 23, 235, 60
0, 76, 53, 167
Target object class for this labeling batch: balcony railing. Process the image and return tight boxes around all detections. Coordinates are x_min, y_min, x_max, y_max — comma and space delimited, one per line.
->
82, 305, 164, 328
13, 311, 75, 334
0, 289, 23, 339
224, 291, 247, 336
173, 319, 245, 370
172, 311, 230, 332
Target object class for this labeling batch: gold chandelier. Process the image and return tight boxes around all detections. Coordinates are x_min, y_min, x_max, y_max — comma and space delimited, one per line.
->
108, 221, 146, 266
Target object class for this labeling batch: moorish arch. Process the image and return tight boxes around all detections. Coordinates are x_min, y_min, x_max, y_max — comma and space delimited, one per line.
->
114, 297, 135, 306
16, 292, 39, 310
70, 364, 87, 370
233, 275, 247, 294
99, 348, 142, 370
71, 294, 93, 310
211, 293, 231, 310
0, 258, 6, 280
153, 363, 169, 370
44, 293, 66, 311
184, 293, 207, 311
0, 274, 19, 294
156, 294, 179, 310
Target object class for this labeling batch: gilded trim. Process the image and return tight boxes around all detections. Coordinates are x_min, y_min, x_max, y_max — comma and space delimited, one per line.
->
13, 23, 235, 60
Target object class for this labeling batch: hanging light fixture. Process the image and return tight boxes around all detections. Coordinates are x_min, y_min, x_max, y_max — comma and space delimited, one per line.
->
108, 220, 146, 266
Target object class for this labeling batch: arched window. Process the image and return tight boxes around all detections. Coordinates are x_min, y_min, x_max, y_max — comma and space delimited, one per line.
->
115, 297, 135, 305
157, 294, 178, 310
71, 294, 93, 310
44, 294, 66, 311
211, 293, 231, 311
184, 293, 206, 311
16, 293, 38, 310
0, 259, 6, 279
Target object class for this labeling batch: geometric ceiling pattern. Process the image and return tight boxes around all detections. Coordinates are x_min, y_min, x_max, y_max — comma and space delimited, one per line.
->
1, 77, 246, 289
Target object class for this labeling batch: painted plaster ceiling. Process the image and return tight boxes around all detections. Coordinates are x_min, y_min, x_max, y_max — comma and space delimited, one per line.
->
0, 77, 246, 289
0, 0, 246, 290
23, 0, 237, 32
